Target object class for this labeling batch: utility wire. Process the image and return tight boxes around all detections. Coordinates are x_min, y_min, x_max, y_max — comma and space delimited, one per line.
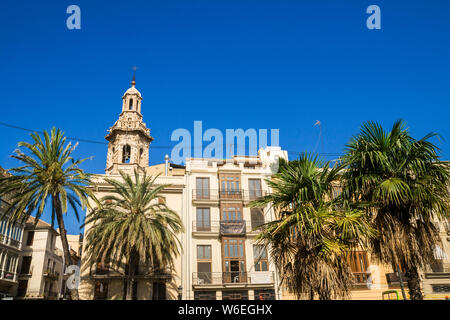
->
0, 121, 345, 156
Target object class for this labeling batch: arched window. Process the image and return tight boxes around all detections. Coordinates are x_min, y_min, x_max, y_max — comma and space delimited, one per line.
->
122, 145, 131, 163
129, 99, 133, 110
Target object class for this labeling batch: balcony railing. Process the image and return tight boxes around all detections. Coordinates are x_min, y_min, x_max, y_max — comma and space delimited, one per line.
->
243, 190, 267, 202
90, 268, 173, 280
192, 271, 275, 286
192, 220, 265, 235
386, 272, 409, 287
0, 234, 22, 249
192, 189, 267, 202
352, 272, 372, 285
0, 270, 17, 282
44, 269, 60, 280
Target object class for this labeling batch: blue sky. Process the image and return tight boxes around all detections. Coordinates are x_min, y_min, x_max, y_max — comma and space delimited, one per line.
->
1, 0, 449, 233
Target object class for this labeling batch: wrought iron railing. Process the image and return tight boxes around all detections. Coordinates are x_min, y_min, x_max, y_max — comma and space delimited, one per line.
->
192, 220, 265, 234
352, 272, 372, 285
0, 234, 21, 249
386, 272, 409, 286
192, 189, 268, 202
192, 271, 274, 286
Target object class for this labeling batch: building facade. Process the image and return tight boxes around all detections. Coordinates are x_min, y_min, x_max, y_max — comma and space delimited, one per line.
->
0, 167, 24, 298
180, 150, 287, 300
16, 217, 64, 299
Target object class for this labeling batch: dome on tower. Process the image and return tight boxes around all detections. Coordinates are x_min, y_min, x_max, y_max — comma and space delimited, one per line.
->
123, 85, 142, 98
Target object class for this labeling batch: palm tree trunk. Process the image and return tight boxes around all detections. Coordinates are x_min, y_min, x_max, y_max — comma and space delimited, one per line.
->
53, 194, 79, 300
405, 266, 423, 300
125, 258, 136, 300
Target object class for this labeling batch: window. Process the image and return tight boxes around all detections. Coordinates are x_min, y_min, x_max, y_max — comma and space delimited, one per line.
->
129, 99, 133, 110
194, 291, 216, 300
20, 256, 32, 275
248, 179, 262, 199
95, 257, 110, 275
94, 281, 108, 300
197, 245, 211, 259
196, 178, 210, 199
221, 204, 242, 221
122, 145, 131, 163
197, 245, 212, 284
25, 231, 34, 246
0, 219, 7, 237
254, 289, 275, 300
222, 290, 248, 300
152, 282, 166, 300
348, 251, 370, 284
331, 186, 342, 199
49, 233, 54, 249
196, 208, 210, 231
220, 174, 241, 198
250, 209, 264, 229
17, 280, 28, 297
253, 245, 268, 272
432, 285, 450, 293
222, 238, 246, 283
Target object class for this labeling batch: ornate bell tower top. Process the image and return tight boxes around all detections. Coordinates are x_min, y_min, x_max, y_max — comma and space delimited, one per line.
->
105, 70, 154, 175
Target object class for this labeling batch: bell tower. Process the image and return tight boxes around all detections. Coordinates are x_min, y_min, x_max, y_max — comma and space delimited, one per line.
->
105, 69, 153, 175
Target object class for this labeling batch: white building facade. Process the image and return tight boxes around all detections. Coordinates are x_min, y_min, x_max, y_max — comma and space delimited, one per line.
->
180, 150, 287, 300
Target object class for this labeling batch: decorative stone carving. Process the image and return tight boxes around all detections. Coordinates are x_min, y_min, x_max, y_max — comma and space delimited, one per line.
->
105, 81, 153, 175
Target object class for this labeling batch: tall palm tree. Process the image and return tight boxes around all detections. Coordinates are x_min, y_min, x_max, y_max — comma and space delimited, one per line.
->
250, 154, 375, 300
342, 120, 450, 299
0, 127, 95, 300
82, 170, 184, 300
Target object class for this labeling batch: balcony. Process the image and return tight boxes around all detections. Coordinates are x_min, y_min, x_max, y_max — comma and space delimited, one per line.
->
192, 271, 275, 287
352, 272, 372, 286
192, 220, 265, 236
0, 270, 17, 283
90, 268, 173, 280
243, 190, 267, 204
192, 189, 268, 203
43, 269, 60, 280
192, 189, 219, 203
0, 234, 22, 249
386, 272, 409, 287
220, 221, 246, 235
192, 189, 244, 201
219, 189, 243, 201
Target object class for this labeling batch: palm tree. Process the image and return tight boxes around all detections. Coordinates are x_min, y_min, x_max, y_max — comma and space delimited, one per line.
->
0, 127, 95, 300
250, 154, 375, 300
82, 170, 184, 300
342, 120, 450, 299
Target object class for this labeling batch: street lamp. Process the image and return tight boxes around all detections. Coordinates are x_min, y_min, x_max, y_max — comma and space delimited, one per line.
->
177, 285, 182, 300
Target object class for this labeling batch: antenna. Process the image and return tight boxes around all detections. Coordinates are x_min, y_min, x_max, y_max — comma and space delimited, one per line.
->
313, 120, 323, 155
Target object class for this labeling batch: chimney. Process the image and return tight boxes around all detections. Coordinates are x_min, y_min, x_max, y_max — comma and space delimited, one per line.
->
164, 154, 170, 176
